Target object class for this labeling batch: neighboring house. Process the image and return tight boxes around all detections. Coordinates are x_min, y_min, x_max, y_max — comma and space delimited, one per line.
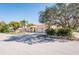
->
25, 24, 62, 32
15, 25, 28, 33
12, 24, 62, 33
35, 24, 48, 32
27, 24, 48, 32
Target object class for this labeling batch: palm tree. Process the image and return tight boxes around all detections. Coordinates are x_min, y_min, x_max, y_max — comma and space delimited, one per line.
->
20, 19, 28, 31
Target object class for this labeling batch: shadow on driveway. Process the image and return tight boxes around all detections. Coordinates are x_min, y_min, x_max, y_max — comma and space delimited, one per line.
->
4, 34, 54, 44
4, 33, 70, 45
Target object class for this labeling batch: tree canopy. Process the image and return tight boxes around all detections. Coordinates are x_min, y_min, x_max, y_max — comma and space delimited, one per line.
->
39, 3, 79, 30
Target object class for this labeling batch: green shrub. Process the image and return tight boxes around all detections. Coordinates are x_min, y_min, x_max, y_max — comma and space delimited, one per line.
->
4, 28, 10, 33
0, 26, 10, 33
45, 28, 72, 36
45, 29, 56, 35
56, 28, 72, 36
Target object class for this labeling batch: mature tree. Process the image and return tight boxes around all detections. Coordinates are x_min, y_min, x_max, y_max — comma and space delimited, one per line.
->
9, 21, 20, 31
0, 21, 10, 33
39, 3, 79, 30
55, 3, 79, 29
39, 6, 57, 29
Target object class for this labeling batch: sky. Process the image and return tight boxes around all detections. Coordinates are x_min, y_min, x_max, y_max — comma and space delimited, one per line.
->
0, 3, 55, 24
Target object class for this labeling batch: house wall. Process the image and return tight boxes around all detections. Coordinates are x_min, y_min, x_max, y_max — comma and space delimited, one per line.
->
26, 24, 48, 32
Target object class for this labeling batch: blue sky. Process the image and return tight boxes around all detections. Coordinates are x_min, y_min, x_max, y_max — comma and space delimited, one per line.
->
0, 3, 55, 24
